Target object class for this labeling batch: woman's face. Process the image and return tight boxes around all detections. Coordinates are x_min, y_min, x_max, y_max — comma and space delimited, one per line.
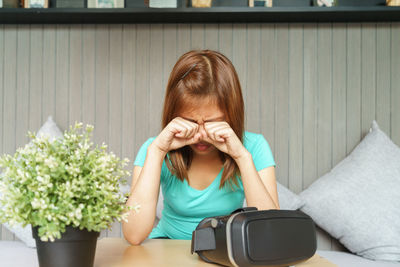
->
178, 99, 225, 156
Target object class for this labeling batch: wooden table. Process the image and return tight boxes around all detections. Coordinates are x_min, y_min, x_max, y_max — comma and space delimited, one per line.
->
94, 238, 338, 267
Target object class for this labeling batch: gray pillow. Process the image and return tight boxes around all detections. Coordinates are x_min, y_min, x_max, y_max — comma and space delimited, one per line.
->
299, 120, 400, 262
243, 182, 304, 210
276, 182, 305, 210
1, 115, 63, 248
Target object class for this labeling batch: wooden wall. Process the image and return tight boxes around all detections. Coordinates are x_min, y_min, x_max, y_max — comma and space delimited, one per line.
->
0, 23, 399, 251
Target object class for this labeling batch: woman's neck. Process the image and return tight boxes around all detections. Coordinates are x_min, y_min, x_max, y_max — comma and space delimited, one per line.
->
192, 150, 222, 165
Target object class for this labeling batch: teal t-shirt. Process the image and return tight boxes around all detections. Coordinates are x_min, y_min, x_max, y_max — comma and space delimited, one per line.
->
133, 131, 276, 240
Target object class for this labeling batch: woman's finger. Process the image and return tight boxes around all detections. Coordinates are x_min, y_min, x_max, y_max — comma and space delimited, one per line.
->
185, 132, 202, 145
173, 120, 190, 138
206, 125, 229, 142
214, 128, 231, 142
176, 118, 198, 138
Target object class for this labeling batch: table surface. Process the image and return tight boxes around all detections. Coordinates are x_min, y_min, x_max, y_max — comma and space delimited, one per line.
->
94, 238, 338, 267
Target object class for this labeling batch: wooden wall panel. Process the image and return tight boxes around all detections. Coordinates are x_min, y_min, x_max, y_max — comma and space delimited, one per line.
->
2, 25, 17, 241
332, 23, 347, 168
0, 25, 4, 240
346, 23, 362, 154
303, 24, 318, 191
42, 25, 56, 125
288, 23, 303, 194
391, 23, 400, 145
29, 25, 43, 132
274, 24, 289, 187
376, 23, 391, 135
121, 24, 136, 187
260, 24, 275, 158
361, 23, 376, 138
69, 25, 83, 126
247, 24, 261, 133
108, 24, 123, 238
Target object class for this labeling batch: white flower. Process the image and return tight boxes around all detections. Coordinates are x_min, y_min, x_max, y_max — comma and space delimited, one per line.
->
68, 212, 75, 219
44, 157, 58, 169
35, 154, 44, 162
74, 150, 81, 160
32, 198, 41, 209
75, 209, 82, 220
121, 212, 129, 223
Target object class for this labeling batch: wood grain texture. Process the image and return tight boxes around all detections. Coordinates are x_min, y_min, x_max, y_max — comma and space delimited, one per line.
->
108, 24, 123, 238
29, 25, 43, 133
94, 24, 110, 239
376, 23, 391, 135
346, 23, 362, 154
69, 24, 83, 127
0, 25, 4, 239
361, 23, 376, 139
260, 24, 275, 157
274, 23, 289, 187
2, 25, 17, 241
332, 23, 347, 168
391, 22, 400, 145
288, 23, 303, 194
303, 24, 318, 191
247, 23, 261, 133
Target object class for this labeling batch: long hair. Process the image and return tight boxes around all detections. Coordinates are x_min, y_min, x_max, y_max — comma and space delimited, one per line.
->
162, 49, 245, 190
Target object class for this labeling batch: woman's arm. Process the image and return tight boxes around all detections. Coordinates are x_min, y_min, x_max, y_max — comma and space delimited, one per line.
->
122, 143, 166, 245
199, 121, 279, 210
235, 151, 280, 210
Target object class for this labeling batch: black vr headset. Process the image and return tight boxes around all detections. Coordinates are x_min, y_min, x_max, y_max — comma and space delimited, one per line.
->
191, 207, 317, 267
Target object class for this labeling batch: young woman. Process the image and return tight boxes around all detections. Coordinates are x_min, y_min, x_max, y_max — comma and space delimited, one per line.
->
122, 49, 279, 245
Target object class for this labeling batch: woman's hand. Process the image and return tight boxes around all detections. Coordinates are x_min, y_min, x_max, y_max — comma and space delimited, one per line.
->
201, 121, 248, 160
152, 117, 203, 153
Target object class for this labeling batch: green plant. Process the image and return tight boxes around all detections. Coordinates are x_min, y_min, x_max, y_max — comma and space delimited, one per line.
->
0, 122, 139, 242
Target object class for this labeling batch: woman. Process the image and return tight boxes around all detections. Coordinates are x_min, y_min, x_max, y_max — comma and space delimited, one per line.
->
122, 49, 279, 245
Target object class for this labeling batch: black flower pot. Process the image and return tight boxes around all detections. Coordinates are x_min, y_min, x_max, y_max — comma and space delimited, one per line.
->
32, 225, 100, 267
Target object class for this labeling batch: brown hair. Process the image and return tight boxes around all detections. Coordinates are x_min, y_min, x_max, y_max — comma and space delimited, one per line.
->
162, 49, 245, 190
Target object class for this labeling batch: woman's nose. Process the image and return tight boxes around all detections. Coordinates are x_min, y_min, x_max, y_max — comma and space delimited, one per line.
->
198, 124, 207, 137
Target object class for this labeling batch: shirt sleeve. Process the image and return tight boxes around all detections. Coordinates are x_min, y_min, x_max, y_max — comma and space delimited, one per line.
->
251, 134, 276, 171
133, 137, 157, 167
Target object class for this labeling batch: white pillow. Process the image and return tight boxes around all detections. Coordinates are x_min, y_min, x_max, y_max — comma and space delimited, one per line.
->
299, 120, 400, 262
1, 115, 63, 248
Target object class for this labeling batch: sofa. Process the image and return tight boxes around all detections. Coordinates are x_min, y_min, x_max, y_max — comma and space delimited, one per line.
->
1, 117, 399, 267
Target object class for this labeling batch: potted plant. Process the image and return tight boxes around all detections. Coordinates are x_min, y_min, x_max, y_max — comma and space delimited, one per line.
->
0, 122, 139, 267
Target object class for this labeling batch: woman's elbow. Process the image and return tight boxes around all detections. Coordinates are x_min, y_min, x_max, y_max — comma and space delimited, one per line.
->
122, 224, 145, 245
127, 236, 145, 246
123, 230, 146, 246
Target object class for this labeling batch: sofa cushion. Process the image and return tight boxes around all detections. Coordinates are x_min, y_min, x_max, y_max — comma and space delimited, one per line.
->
0, 241, 37, 267
299, 120, 400, 262
0, 115, 63, 248
317, 250, 400, 267
243, 181, 305, 210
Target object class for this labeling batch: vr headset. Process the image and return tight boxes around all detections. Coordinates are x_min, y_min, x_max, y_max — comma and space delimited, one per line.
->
191, 207, 317, 267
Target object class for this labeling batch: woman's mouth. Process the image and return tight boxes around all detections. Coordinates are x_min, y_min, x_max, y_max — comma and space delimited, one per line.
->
194, 142, 211, 151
